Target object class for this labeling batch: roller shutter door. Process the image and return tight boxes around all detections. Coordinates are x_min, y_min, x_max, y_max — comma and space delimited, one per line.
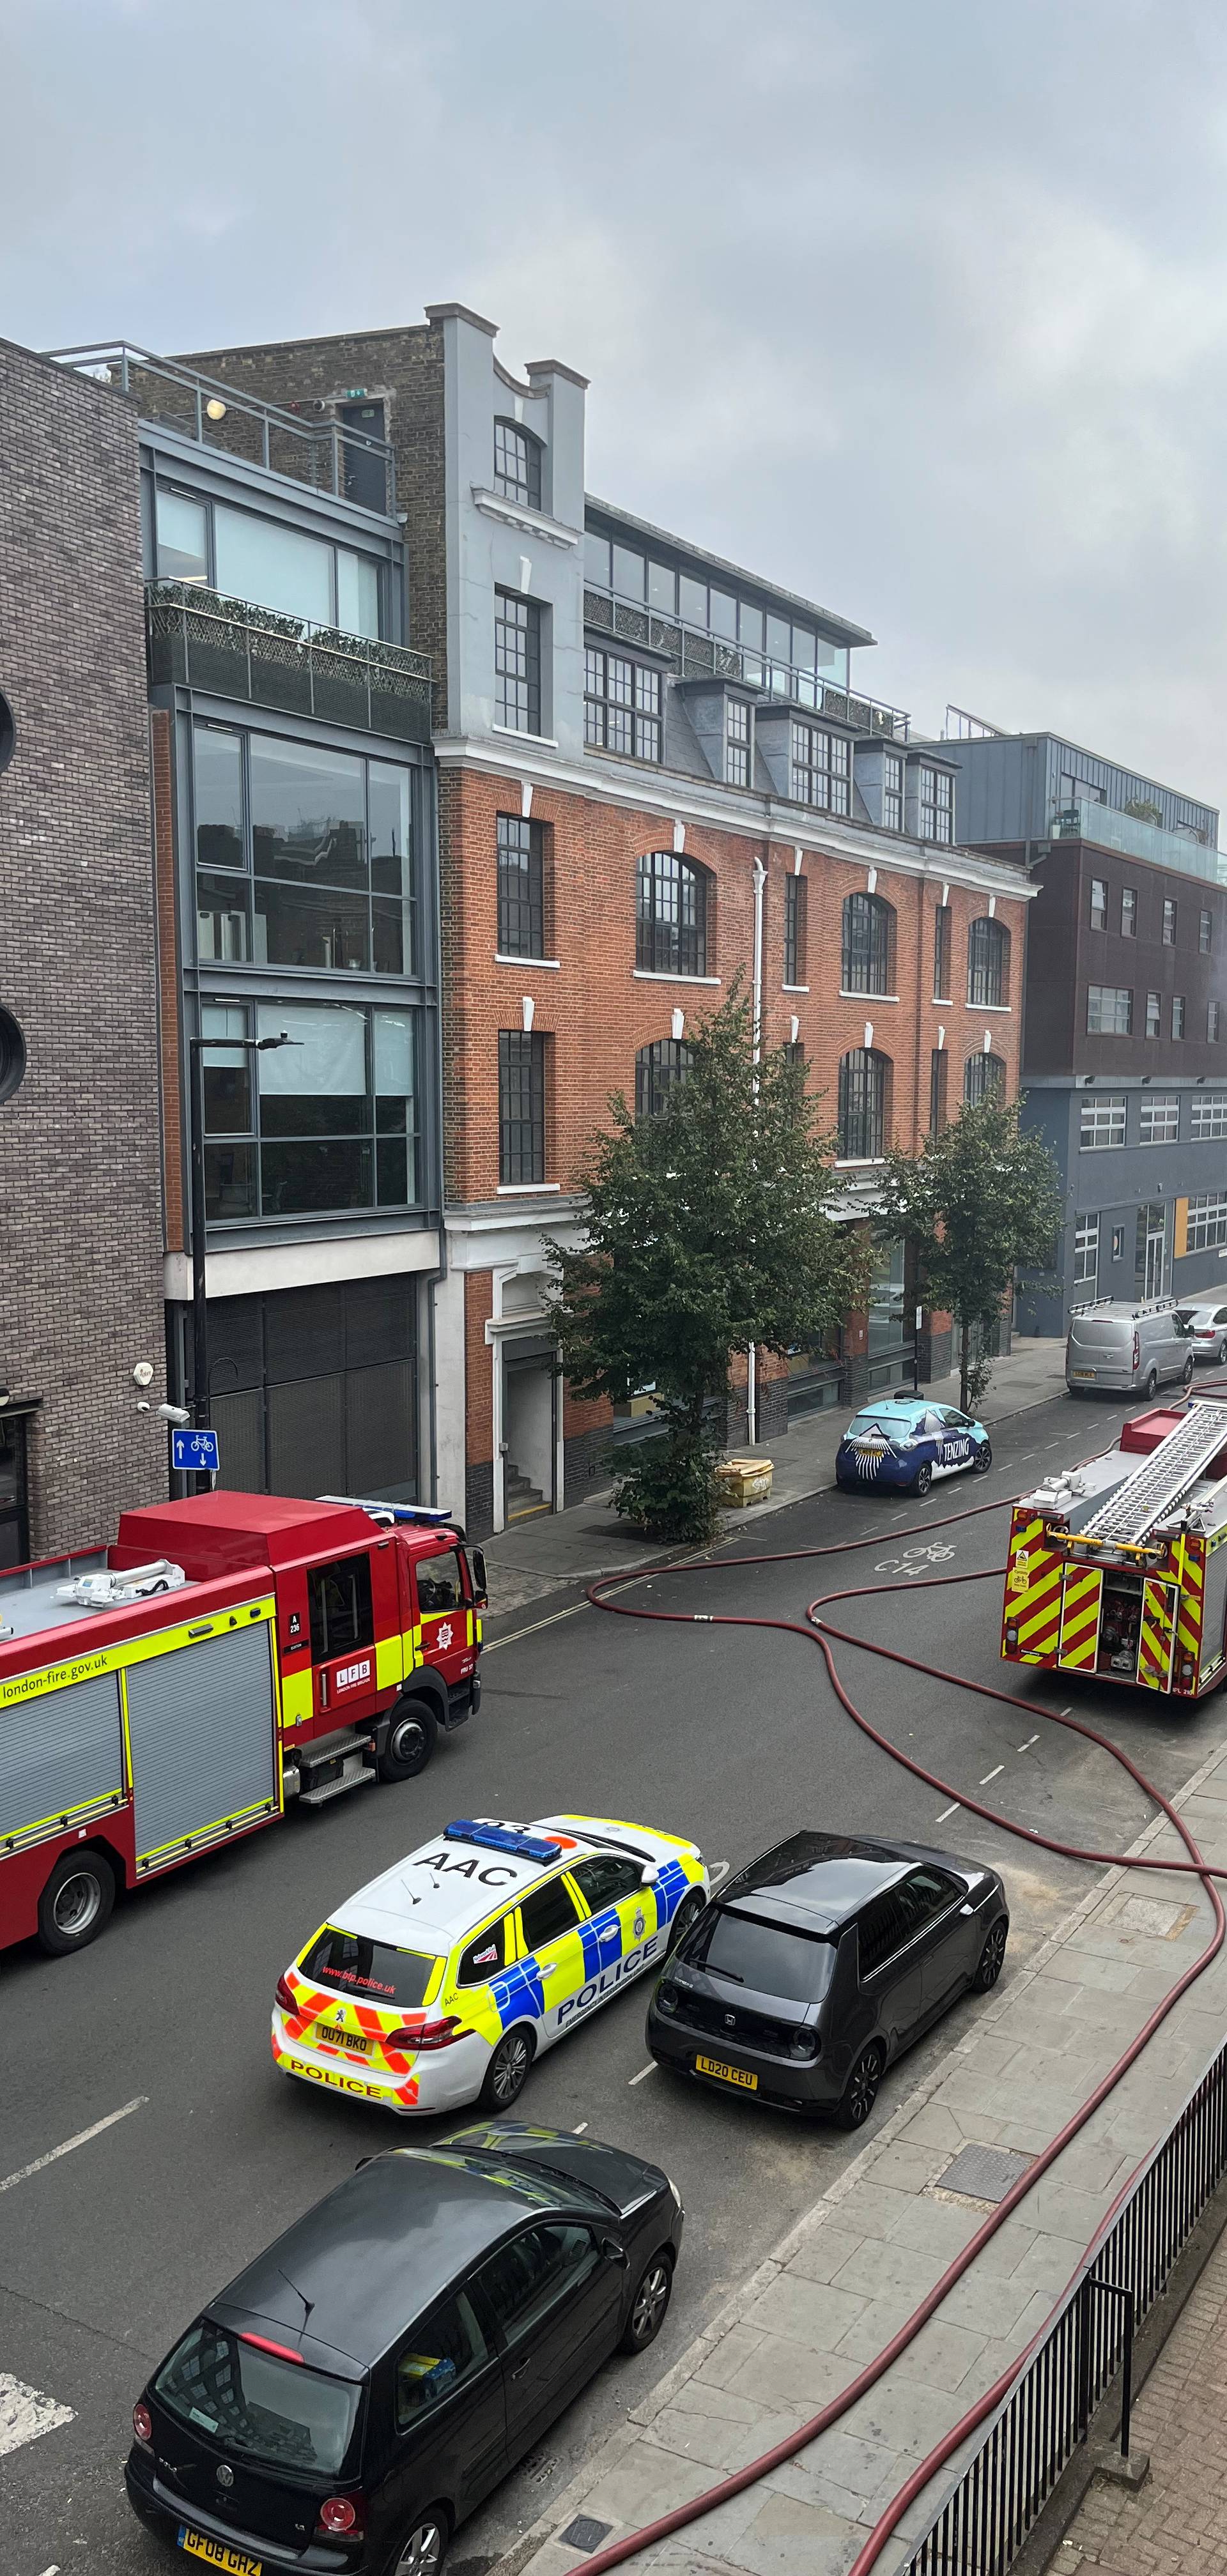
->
0, 1671, 123, 1841
126, 1620, 276, 1863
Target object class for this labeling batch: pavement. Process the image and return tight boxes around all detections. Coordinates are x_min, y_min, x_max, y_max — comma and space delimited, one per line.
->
482, 1337, 1071, 1621
501, 1680, 1227, 2575
1051, 2225, 1227, 2576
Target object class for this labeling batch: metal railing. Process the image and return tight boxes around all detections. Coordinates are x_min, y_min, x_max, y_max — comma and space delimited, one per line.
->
906, 2031, 1227, 2575
583, 587, 910, 740
1053, 797, 1219, 884
49, 341, 395, 514
146, 581, 432, 743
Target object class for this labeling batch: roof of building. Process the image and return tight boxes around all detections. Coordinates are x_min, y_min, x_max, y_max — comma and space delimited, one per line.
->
585, 493, 876, 648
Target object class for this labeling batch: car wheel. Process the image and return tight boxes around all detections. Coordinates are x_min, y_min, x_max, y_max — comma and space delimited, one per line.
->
973, 1442, 992, 1474
667, 1888, 706, 1957
390, 2509, 448, 2576
479, 2025, 536, 2112
1144, 1368, 1159, 1398
975, 1917, 1008, 1991
1182, 1356, 1196, 1387
378, 1700, 438, 1782
36, 1850, 115, 1958
1219, 1341, 1227, 1365
619, 2250, 674, 2354
911, 1462, 932, 1496
834, 2042, 884, 2130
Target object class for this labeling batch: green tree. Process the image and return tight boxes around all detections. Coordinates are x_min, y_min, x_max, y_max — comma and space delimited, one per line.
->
873, 1091, 1062, 1414
544, 990, 867, 1542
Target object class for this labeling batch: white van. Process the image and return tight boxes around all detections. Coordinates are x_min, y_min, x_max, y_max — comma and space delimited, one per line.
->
1066, 1297, 1196, 1398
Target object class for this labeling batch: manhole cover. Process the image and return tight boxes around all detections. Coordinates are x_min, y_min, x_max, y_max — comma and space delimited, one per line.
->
560, 2517, 614, 2552
938, 2142, 1033, 2203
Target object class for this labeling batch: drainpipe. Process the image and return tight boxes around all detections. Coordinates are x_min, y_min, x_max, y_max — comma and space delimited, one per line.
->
747, 854, 767, 1446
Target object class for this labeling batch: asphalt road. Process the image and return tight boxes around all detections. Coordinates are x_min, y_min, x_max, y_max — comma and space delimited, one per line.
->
4, 1384, 1223, 2576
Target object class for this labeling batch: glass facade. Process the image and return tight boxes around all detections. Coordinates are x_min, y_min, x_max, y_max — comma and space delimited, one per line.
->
194, 724, 416, 978
201, 1000, 418, 1220
156, 486, 382, 636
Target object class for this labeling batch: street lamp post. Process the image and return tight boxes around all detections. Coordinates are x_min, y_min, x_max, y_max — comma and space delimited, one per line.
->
187, 1031, 297, 1450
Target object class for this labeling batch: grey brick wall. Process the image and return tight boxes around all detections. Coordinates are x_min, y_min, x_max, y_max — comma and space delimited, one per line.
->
0, 339, 166, 1553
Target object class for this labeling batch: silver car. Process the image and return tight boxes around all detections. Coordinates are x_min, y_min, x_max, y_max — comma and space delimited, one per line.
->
1066, 1297, 1196, 1398
1176, 1301, 1227, 1366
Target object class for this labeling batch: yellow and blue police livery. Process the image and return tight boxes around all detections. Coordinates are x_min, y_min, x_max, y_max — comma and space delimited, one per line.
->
835, 1395, 992, 1498
272, 1813, 709, 2117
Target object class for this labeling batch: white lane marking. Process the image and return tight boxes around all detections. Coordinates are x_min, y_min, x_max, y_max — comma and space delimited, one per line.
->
628, 2064, 657, 2087
0, 2096, 148, 2196
935, 1802, 961, 1823
980, 1765, 1005, 1784
1060, 1706, 1072, 1717
572, 2121, 589, 2135
707, 1859, 730, 1889
1017, 1734, 1040, 1751
0, 2375, 74, 2458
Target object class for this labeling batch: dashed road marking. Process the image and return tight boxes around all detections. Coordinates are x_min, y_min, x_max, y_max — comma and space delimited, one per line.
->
572, 2121, 589, 2135
0, 2375, 73, 2459
980, 1765, 1005, 1784
628, 2063, 657, 2087
0, 2097, 147, 2196
1018, 1734, 1040, 1751
935, 1801, 961, 1823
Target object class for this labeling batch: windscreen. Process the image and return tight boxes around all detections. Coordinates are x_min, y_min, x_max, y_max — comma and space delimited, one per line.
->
300, 1926, 437, 2009
154, 2324, 360, 2475
683, 1905, 835, 2004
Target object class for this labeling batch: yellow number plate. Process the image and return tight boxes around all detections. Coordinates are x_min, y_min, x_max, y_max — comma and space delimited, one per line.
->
323, 2024, 370, 2055
178, 2530, 262, 2575
695, 2053, 757, 2090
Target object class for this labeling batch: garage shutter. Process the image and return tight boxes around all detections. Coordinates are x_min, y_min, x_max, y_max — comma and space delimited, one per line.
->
0, 1671, 123, 1841
125, 1620, 276, 1863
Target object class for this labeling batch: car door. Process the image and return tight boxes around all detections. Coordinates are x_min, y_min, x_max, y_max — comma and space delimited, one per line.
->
897, 1865, 973, 2016
383, 2286, 508, 2540
516, 1874, 588, 2051
472, 2222, 624, 2465
936, 1407, 975, 1473
567, 1851, 653, 2007
855, 1888, 925, 2058
306, 1548, 380, 1722
412, 1544, 472, 1698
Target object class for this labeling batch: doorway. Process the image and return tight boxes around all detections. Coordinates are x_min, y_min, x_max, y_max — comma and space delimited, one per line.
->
502, 1351, 556, 1520
0, 1412, 30, 1568
1138, 1203, 1168, 1301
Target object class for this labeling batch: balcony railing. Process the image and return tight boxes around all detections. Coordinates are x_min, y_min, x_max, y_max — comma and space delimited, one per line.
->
147, 583, 432, 743
584, 588, 909, 741
1054, 797, 1219, 883
50, 341, 395, 515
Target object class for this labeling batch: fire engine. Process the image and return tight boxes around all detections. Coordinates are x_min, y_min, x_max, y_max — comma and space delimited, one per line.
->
0, 1490, 487, 1960
1001, 1397, 1227, 1696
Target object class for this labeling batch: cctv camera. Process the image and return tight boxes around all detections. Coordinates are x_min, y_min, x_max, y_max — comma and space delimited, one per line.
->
156, 1402, 192, 1427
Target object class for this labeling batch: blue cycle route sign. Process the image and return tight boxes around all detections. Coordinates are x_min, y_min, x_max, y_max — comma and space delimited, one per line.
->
171, 1427, 220, 1474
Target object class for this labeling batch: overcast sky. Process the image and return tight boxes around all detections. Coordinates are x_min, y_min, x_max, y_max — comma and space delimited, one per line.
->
5, 0, 1226, 821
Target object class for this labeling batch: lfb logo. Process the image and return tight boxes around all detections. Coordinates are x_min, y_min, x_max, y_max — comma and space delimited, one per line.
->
436, 1621, 454, 1650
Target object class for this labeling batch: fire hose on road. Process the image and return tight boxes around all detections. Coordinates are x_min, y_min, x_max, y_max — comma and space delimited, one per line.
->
564, 1480, 1227, 2576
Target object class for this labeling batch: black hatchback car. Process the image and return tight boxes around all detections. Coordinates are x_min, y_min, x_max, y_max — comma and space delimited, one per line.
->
125, 2123, 683, 2576
646, 1832, 1008, 2127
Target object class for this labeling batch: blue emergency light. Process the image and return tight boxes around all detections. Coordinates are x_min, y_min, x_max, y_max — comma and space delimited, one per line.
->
444, 1820, 562, 1864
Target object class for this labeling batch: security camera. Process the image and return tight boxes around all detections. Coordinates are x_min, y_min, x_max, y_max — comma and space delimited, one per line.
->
156, 1403, 192, 1427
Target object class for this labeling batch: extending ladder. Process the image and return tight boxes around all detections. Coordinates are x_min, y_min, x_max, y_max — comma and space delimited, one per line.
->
1081, 1400, 1227, 1545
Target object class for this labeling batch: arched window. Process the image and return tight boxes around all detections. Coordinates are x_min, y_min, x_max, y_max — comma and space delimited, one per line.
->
493, 418, 542, 511
842, 892, 895, 995
967, 917, 1010, 1008
838, 1048, 890, 1160
636, 852, 709, 977
636, 1038, 693, 1119
964, 1053, 1006, 1107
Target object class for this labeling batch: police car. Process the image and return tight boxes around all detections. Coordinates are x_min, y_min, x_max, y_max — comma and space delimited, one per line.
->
835, 1395, 992, 1496
272, 1814, 709, 2117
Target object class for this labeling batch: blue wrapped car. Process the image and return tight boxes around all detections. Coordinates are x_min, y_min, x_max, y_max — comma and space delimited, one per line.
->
835, 1395, 992, 1496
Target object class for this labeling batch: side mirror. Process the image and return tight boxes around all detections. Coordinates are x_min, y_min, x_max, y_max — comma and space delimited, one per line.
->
639, 1860, 660, 1887
601, 2235, 629, 2267
469, 1548, 488, 1606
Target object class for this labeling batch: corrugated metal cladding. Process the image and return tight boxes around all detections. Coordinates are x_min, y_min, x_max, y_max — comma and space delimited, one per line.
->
0, 1671, 123, 1840
126, 1620, 276, 1862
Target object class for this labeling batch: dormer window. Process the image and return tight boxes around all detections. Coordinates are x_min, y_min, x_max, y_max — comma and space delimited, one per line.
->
493, 420, 542, 512
919, 765, 954, 845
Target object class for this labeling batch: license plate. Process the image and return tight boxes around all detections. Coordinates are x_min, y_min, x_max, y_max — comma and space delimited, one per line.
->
177, 2529, 262, 2575
1070, 1369, 1095, 1381
695, 2053, 758, 2090
324, 2024, 369, 2054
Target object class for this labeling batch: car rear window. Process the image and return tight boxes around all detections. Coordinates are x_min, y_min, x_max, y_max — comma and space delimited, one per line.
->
847, 1415, 896, 1438
154, 2323, 360, 2475
683, 1905, 835, 2003
301, 1926, 437, 2009
1071, 1322, 1125, 1347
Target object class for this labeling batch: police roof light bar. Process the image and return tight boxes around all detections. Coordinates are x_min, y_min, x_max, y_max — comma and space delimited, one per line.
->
443, 1820, 563, 1864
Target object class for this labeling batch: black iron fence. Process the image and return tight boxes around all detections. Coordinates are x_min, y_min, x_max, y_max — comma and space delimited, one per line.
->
146, 583, 433, 744
906, 2033, 1227, 2575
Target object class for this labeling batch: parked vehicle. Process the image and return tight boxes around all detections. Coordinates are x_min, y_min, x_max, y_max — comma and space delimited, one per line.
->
125, 2126, 683, 2576
645, 1830, 1008, 2126
0, 1492, 486, 1961
1175, 1301, 1227, 1365
1066, 1296, 1195, 1398
835, 1397, 992, 1496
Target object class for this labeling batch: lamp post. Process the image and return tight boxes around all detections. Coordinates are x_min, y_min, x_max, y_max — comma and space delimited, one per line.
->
187, 1031, 297, 1439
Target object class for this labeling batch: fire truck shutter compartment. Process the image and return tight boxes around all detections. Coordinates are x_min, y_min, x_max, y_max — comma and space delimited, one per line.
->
125, 1618, 276, 1863
0, 1670, 123, 1843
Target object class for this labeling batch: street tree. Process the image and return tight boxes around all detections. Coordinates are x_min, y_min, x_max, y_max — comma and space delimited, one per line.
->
873, 1089, 1062, 1414
544, 990, 867, 1541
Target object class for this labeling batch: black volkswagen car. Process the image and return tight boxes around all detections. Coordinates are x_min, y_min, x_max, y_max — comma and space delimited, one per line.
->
125, 2124, 683, 2576
645, 1832, 1008, 2127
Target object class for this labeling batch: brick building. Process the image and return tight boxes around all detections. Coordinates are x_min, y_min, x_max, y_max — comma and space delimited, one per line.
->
184, 306, 1033, 1535
0, 339, 166, 1560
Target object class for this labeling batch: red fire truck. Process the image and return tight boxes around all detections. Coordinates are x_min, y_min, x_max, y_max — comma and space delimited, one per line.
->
0, 1491, 487, 1960
1001, 1397, 1227, 1697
